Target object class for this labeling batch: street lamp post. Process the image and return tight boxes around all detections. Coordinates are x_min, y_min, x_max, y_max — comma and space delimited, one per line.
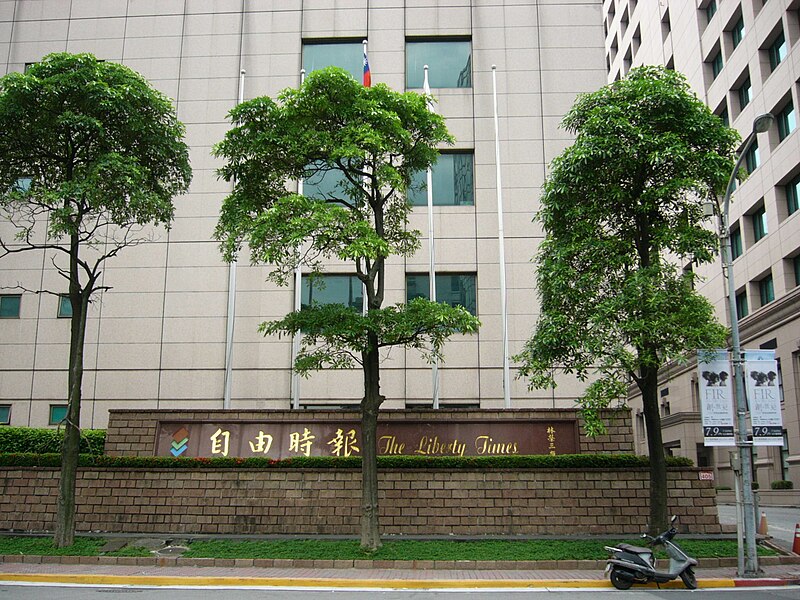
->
719, 112, 773, 578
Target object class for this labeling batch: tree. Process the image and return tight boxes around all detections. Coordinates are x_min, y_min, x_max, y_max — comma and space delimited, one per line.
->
515, 66, 738, 533
214, 67, 480, 551
0, 53, 192, 546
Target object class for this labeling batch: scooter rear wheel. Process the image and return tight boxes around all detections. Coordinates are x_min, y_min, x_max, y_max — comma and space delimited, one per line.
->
680, 567, 697, 590
610, 568, 634, 590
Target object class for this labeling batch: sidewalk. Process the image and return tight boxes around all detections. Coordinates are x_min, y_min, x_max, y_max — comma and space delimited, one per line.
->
2, 559, 800, 589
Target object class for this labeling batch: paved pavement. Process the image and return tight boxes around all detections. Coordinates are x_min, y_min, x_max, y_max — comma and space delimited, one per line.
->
2, 559, 800, 589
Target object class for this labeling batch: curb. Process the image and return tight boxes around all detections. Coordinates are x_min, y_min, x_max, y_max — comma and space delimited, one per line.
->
0, 572, 798, 589
2, 554, 799, 570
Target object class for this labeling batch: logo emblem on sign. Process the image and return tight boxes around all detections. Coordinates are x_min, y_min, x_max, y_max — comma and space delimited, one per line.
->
171, 427, 189, 457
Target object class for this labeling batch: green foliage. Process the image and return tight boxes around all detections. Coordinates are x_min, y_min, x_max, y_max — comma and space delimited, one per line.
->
214, 66, 479, 375
0, 452, 692, 469
516, 66, 738, 430
771, 480, 793, 490
0, 53, 191, 241
0, 427, 105, 455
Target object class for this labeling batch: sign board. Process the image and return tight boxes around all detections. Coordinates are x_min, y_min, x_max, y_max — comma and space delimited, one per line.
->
155, 419, 579, 459
745, 350, 784, 446
698, 349, 736, 446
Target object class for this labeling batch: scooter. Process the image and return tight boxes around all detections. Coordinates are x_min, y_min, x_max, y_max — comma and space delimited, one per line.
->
604, 515, 698, 590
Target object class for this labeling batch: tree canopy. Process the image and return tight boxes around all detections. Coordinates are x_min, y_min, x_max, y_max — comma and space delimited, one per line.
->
0, 52, 192, 546
516, 65, 738, 531
215, 67, 479, 550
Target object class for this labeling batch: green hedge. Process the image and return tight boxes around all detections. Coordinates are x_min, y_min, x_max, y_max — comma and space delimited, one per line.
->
0, 427, 105, 455
771, 480, 794, 490
0, 452, 693, 470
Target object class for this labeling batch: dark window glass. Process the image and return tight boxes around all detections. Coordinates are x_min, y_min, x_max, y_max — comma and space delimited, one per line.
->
406, 273, 477, 315
745, 141, 759, 173
736, 291, 749, 319
0, 295, 21, 318
302, 41, 362, 82
753, 206, 768, 241
732, 16, 745, 48
778, 102, 795, 141
769, 31, 787, 71
794, 256, 800, 287
301, 274, 363, 311
406, 40, 472, 88
408, 153, 474, 206
718, 107, 729, 127
738, 77, 751, 110
711, 51, 723, 78
731, 227, 743, 259
759, 274, 774, 306
0, 405, 9, 425
706, 0, 717, 23
49, 405, 68, 426
58, 295, 72, 318
787, 174, 800, 215
303, 162, 352, 205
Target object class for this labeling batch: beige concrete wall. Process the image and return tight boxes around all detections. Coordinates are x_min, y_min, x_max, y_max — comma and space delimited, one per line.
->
0, 1, 608, 427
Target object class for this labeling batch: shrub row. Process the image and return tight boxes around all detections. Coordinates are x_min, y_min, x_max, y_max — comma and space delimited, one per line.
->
0, 427, 105, 455
0, 453, 693, 470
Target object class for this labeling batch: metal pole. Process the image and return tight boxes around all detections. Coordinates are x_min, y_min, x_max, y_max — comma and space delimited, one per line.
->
720, 113, 772, 577
291, 69, 306, 410
223, 68, 246, 409
423, 65, 440, 408
492, 65, 511, 408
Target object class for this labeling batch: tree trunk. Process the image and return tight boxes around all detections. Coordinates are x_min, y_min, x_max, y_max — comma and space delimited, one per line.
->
359, 332, 383, 551
640, 365, 668, 536
54, 237, 88, 547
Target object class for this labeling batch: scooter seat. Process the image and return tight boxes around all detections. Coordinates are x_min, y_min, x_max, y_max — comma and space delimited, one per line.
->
617, 543, 652, 554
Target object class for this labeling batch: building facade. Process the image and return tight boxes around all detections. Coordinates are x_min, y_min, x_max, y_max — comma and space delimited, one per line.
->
604, 0, 800, 488
0, 0, 607, 428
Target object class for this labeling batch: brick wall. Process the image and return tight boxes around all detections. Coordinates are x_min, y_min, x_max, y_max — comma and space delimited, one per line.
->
0, 466, 720, 535
105, 409, 634, 456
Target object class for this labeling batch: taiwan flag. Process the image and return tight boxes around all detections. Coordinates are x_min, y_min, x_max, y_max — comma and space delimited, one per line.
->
362, 40, 371, 87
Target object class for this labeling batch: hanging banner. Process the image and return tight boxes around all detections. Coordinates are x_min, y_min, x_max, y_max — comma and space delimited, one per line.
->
698, 349, 736, 446
745, 350, 783, 446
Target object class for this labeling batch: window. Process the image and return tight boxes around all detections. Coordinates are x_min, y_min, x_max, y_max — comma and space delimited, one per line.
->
706, 0, 717, 23
736, 291, 749, 319
711, 50, 723, 79
794, 255, 800, 287
301, 274, 363, 311
0, 295, 21, 318
787, 174, 800, 215
717, 106, 729, 127
778, 102, 796, 141
406, 40, 471, 89
738, 77, 751, 110
49, 405, 68, 426
302, 40, 363, 82
0, 405, 10, 425
731, 226, 743, 259
744, 141, 760, 173
58, 295, 72, 318
303, 161, 352, 205
752, 205, 768, 241
406, 273, 477, 315
758, 273, 774, 306
769, 31, 787, 71
732, 16, 745, 49
408, 153, 474, 206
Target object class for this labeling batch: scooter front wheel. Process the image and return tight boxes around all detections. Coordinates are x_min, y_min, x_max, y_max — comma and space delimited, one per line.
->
680, 567, 697, 590
610, 568, 634, 590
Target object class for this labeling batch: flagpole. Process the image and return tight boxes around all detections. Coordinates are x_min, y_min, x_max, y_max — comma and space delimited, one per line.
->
423, 65, 441, 409
492, 65, 511, 409
223, 68, 246, 410
291, 69, 306, 410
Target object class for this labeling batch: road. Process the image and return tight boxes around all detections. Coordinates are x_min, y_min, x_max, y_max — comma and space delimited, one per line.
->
718, 504, 800, 551
1, 586, 800, 599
